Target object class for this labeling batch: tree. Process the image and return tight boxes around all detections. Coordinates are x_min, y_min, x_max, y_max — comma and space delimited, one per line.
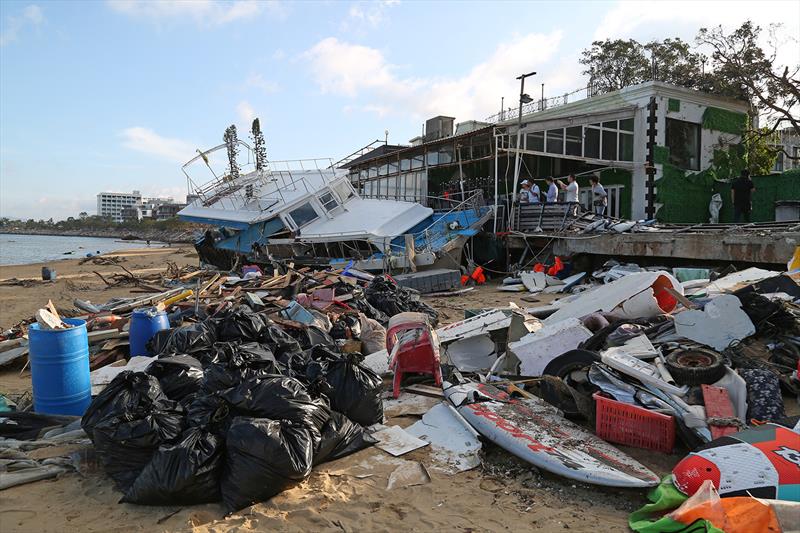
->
712, 121, 778, 179
79, 211, 88, 220
580, 39, 649, 93
697, 21, 799, 161
251, 118, 268, 172
223, 124, 240, 181
580, 37, 702, 93
644, 38, 703, 88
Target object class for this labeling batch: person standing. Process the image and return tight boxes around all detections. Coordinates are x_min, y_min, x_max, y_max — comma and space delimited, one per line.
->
518, 179, 534, 203
731, 169, 755, 223
530, 179, 541, 203
557, 174, 579, 203
589, 175, 608, 215
545, 176, 558, 202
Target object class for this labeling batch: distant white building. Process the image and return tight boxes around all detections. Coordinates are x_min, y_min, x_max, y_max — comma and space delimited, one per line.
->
97, 190, 142, 222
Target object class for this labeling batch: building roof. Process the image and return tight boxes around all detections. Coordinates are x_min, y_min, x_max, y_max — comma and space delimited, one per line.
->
342, 125, 494, 169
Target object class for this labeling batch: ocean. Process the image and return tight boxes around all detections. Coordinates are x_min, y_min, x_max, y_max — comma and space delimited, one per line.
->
0, 234, 154, 266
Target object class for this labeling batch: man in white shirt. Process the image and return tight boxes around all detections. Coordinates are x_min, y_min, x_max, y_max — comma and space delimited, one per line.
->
557, 174, 579, 203
519, 179, 539, 203
530, 180, 541, 203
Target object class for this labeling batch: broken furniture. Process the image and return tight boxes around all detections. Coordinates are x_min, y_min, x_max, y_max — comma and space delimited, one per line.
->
386, 312, 442, 399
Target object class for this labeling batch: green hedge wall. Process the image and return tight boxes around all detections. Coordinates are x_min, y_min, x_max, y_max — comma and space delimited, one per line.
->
702, 107, 747, 135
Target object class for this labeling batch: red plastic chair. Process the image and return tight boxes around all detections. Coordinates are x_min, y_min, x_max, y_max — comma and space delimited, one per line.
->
386, 312, 442, 398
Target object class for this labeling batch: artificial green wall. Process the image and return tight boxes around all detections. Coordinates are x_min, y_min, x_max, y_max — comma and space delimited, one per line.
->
656, 167, 800, 223
702, 107, 747, 135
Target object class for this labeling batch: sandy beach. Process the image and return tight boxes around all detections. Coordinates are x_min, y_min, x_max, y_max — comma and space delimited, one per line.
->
0, 248, 676, 533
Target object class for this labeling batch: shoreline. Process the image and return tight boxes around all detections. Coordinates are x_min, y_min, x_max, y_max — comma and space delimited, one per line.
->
0, 226, 197, 243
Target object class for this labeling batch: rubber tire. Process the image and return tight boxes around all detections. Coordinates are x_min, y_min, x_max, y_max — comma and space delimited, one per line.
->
665, 348, 726, 386
542, 349, 601, 379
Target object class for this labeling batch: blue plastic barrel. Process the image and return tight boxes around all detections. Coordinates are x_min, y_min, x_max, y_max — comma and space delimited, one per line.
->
129, 307, 170, 356
28, 318, 91, 416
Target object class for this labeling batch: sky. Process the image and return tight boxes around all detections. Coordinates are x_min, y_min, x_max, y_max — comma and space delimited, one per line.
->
1, 0, 798, 220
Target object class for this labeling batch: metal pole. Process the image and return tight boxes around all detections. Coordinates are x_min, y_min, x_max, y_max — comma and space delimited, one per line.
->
500, 96, 505, 121
493, 133, 499, 233
512, 71, 536, 204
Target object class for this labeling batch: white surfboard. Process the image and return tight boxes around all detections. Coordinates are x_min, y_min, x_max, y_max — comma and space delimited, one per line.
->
443, 380, 660, 488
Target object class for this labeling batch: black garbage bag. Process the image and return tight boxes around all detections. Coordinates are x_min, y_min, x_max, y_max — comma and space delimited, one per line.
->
313, 410, 376, 465
81, 371, 168, 440
221, 417, 314, 512
186, 393, 232, 435
214, 305, 268, 342
344, 286, 388, 323
289, 326, 334, 351
146, 355, 204, 402
121, 428, 223, 505
219, 375, 330, 442
92, 401, 185, 490
147, 322, 217, 361
261, 325, 304, 358
330, 314, 361, 340
365, 275, 439, 325
202, 342, 284, 392
308, 353, 384, 426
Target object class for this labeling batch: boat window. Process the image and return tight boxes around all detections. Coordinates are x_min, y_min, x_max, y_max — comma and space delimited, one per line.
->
333, 181, 355, 203
318, 191, 339, 212
288, 202, 319, 228
565, 126, 582, 156
526, 131, 544, 152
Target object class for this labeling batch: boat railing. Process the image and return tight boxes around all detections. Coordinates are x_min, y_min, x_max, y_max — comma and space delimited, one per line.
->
187, 153, 338, 211
413, 190, 486, 253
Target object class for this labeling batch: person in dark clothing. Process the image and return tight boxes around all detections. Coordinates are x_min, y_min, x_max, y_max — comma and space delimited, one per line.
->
731, 169, 755, 223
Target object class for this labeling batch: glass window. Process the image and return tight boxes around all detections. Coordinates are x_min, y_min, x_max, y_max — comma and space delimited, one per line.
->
439, 146, 453, 165
387, 176, 398, 198
388, 161, 398, 174
426, 150, 439, 166
379, 164, 388, 176
289, 202, 318, 228
584, 127, 600, 159
546, 128, 564, 154
590, 123, 601, 128
368, 166, 377, 178
526, 131, 544, 152
565, 126, 582, 156
602, 130, 618, 160
400, 158, 410, 171
619, 118, 634, 132
333, 181, 355, 202
773, 148, 784, 172
318, 191, 339, 212
619, 133, 634, 161
412, 154, 424, 169
665, 118, 701, 170
472, 142, 490, 158
602, 120, 618, 130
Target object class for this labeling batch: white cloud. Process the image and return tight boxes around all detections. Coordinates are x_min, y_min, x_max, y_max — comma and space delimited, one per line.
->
0, 4, 43, 47
303, 31, 567, 122
244, 73, 279, 94
593, 1, 799, 70
120, 127, 196, 163
106, 0, 278, 26
236, 100, 257, 125
272, 48, 286, 60
340, 0, 398, 33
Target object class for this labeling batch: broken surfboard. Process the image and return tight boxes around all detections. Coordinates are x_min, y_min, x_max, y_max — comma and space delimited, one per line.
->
443, 380, 660, 488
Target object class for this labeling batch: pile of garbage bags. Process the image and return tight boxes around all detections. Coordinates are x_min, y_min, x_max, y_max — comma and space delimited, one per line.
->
81, 302, 384, 512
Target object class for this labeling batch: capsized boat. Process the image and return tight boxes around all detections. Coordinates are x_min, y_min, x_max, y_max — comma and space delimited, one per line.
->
178, 140, 493, 271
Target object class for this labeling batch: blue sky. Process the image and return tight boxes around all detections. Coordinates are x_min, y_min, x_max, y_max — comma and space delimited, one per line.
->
1, 0, 797, 220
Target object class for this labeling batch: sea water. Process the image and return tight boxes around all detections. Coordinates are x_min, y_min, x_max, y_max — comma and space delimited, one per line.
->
0, 234, 154, 266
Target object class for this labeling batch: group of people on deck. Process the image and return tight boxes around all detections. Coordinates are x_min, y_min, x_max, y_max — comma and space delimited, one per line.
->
518, 173, 608, 215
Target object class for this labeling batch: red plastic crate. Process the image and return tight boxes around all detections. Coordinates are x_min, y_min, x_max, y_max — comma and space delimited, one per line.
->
593, 392, 676, 453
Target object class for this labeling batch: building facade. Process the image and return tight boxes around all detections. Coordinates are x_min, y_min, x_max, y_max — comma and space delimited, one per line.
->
97, 191, 142, 222
341, 81, 751, 223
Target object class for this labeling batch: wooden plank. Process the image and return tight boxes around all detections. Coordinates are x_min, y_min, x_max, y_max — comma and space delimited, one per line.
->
701, 384, 739, 439
402, 384, 444, 398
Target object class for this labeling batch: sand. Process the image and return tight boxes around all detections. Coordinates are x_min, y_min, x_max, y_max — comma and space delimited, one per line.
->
0, 251, 670, 532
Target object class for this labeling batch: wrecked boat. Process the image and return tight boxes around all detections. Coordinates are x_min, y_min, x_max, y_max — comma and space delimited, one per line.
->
178, 139, 492, 271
